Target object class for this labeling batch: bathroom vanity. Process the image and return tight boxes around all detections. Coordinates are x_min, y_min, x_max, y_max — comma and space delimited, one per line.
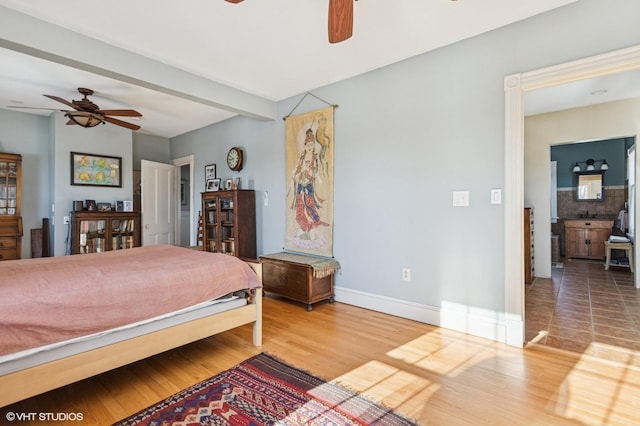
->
564, 219, 613, 259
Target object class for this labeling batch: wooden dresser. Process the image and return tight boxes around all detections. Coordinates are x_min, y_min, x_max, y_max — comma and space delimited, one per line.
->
260, 252, 340, 311
0, 153, 22, 260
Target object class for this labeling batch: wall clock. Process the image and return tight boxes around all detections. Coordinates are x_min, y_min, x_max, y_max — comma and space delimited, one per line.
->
226, 147, 243, 171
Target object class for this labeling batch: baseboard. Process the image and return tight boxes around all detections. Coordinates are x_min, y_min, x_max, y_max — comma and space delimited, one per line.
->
334, 286, 509, 344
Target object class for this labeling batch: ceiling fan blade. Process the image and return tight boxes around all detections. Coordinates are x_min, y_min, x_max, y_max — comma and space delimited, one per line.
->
225, 0, 244, 3
43, 94, 82, 110
6, 106, 67, 112
98, 109, 143, 117
104, 116, 141, 131
328, 0, 353, 43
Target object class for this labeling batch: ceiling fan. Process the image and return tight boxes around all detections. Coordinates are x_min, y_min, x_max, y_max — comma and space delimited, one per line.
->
9, 87, 142, 131
225, 0, 354, 44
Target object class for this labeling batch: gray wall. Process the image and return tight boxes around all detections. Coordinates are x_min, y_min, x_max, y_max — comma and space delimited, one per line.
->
50, 113, 134, 255
0, 108, 170, 257
0, 109, 50, 259
133, 133, 171, 170
170, 0, 640, 330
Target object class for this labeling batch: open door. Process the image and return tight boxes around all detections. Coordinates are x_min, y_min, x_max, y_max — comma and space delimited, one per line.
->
141, 160, 178, 245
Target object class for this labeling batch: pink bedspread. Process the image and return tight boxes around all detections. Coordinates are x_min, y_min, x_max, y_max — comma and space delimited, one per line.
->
0, 245, 261, 356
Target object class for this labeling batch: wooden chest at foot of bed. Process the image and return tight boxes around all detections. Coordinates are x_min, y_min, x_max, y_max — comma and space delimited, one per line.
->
260, 253, 339, 311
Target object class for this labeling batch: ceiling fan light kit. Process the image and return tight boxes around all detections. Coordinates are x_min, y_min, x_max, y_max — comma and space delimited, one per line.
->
66, 112, 104, 128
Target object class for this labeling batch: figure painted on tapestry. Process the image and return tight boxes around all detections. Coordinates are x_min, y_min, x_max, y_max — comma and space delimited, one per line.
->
291, 128, 329, 238
285, 106, 335, 257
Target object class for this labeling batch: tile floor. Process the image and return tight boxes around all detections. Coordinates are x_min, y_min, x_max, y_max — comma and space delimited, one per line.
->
525, 258, 640, 366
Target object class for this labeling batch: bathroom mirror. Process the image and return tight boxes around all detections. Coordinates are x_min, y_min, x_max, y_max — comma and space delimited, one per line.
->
576, 171, 604, 201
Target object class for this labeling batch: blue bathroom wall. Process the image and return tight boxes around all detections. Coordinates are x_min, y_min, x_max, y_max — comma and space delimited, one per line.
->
551, 137, 634, 188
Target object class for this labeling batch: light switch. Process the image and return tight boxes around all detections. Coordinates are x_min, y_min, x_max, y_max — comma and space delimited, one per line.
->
453, 191, 469, 207
491, 189, 502, 204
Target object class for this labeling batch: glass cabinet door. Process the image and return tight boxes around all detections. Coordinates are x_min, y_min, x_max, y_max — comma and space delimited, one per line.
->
220, 196, 235, 255
78, 220, 106, 254
0, 159, 18, 216
111, 218, 136, 250
204, 198, 218, 252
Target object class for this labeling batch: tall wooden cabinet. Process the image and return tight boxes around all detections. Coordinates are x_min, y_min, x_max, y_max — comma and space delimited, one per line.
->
565, 219, 613, 260
524, 208, 534, 284
201, 190, 256, 259
71, 211, 140, 254
0, 153, 22, 260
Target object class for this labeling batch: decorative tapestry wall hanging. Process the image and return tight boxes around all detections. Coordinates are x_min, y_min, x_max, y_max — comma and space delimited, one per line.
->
284, 106, 335, 257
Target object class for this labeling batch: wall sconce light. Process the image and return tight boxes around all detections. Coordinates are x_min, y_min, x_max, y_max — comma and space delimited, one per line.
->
572, 158, 608, 173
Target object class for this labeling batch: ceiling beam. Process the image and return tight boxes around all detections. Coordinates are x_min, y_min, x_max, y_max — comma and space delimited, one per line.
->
0, 6, 276, 122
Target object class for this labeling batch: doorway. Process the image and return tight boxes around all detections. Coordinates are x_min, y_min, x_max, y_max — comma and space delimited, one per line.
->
171, 155, 195, 247
503, 44, 640, 347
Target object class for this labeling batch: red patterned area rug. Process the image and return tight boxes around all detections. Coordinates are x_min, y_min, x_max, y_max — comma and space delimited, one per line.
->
113, 352, 417, 425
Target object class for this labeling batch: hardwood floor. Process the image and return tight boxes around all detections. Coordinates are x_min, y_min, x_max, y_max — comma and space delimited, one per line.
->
4, 294, 640, 425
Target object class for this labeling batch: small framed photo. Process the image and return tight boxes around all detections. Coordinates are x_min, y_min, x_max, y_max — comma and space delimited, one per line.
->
225, 178, 233, 191
97, 202, 112, 212
85, 200, 97, 212
204, 164, 216, 185
234, 177, 241, 190
206, 178, 221, 192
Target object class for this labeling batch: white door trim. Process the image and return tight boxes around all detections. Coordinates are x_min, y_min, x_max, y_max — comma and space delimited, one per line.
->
504, 44, 640, 347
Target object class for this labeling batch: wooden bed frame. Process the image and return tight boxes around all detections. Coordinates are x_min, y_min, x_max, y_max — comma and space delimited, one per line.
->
0, 261, 262, 407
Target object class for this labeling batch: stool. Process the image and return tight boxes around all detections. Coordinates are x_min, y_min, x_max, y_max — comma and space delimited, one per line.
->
604, 241, 634, 272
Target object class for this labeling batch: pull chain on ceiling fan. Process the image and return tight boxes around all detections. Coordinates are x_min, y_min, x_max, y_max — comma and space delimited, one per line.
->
225, 0, 354, 43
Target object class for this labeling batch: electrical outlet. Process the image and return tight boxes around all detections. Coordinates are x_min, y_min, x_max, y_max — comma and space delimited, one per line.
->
402, 268, 411, 282
63, 215, 70, 224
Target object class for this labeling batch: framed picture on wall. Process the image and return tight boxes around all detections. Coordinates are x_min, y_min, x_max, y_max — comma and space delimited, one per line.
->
71, 152, 122, 187
204, 164, 216, 186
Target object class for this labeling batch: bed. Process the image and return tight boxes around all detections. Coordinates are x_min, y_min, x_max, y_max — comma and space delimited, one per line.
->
0, 244, 262, 407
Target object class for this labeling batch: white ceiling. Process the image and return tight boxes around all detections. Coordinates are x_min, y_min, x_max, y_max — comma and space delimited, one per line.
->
2, 0, 622, 139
